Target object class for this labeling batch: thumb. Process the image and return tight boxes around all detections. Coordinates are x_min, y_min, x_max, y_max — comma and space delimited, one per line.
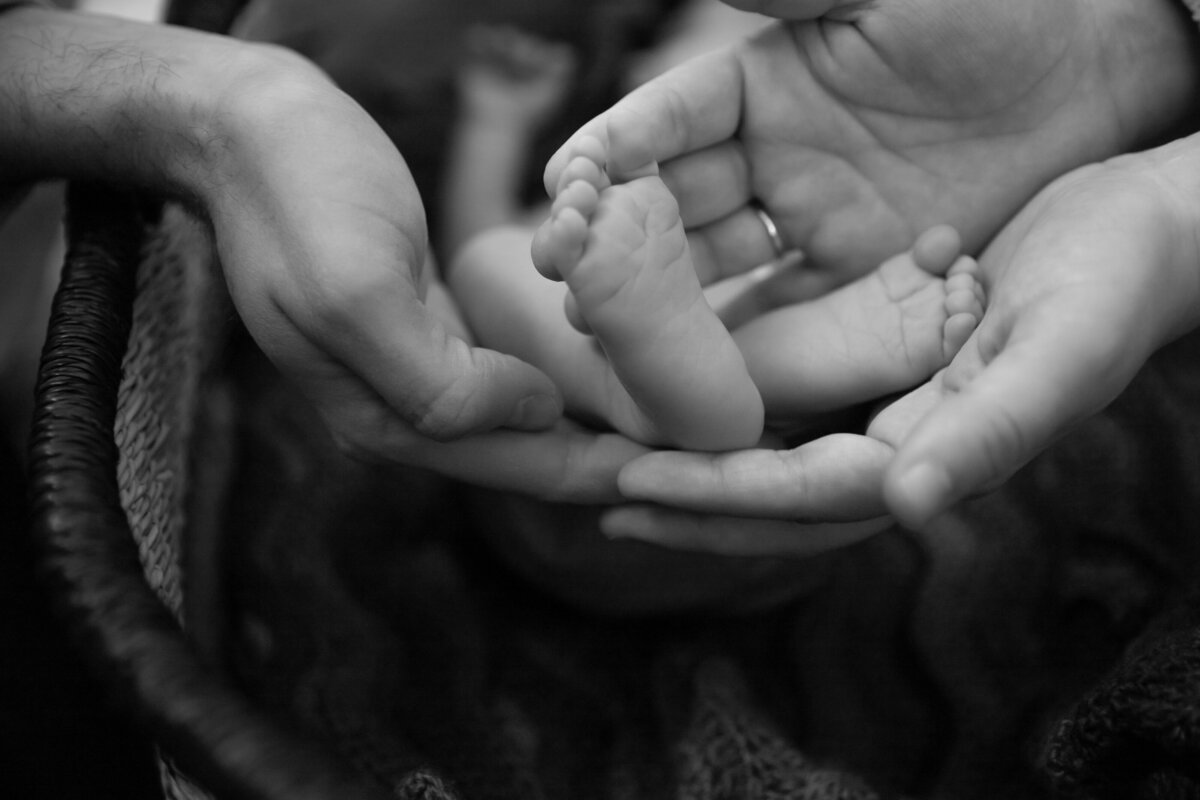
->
318, 281, 564, 440
882, 318, 1139, 529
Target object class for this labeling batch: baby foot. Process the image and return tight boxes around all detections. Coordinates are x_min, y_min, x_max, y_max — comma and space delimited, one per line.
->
534, 148, 764, 451
734, 225, 986, 419
456, 24, 577, 133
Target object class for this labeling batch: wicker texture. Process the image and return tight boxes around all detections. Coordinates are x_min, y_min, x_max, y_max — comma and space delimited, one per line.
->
113, 206, 210, 621
27, 185, 394, 800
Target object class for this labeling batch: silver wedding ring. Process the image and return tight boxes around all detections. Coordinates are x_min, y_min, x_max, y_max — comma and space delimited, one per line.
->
753, 203, 788, 259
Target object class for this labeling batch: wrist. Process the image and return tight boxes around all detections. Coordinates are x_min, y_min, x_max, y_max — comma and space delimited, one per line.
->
1103, 136, 1200, 343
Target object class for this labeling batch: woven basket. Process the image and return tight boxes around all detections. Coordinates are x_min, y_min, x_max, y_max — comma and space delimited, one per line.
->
23, 3, 391, 796
27, 184, 394, 800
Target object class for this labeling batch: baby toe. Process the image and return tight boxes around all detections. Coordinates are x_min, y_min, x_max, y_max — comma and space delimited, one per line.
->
551, 178, 600, 220
946, 285, 984, 321
945, 255, 980, 280
943, 312, 979, 358
912, 225, 963, 276
556, 151, 609, 196
531, 220, 561, 280
944, 271, 976, 294
945, 257, 987, 312
545, 208, 589, 274
572, 135, 608, 167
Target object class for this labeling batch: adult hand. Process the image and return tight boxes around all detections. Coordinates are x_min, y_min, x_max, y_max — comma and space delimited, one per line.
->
0, 6, 651, 504
544, 0, 1198, 292
883, 140, 1200, 528
602, 432, 896, 555
607, 138, 1200, 547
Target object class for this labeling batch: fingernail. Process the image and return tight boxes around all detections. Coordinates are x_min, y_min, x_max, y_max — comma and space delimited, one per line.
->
892, 462, 953, 529
599, 508, 643, 540
507, 394, 561, 430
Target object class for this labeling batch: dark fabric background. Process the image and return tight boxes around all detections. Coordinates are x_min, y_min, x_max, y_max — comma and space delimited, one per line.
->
0, 440, 159, 799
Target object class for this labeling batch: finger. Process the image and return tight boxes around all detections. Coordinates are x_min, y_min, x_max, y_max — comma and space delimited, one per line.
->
291, 272, 564, 440
544, 48, 744, 195
659, 140, 751, 228
883, 317, 1137, 529
600, 505, 893, 557
547, 141, 790, 287
617, 433, 895, 521
686, 206, 798, 284
379, 422, 649, 505
864, 378, 946, 449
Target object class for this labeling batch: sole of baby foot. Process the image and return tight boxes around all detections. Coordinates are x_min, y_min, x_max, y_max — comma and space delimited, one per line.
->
734, 226, 985, 416
852, 237, 985, 383
548, 172, 763, 450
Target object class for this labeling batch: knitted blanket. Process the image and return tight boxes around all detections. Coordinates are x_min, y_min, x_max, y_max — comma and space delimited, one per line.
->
210, 321, 1200, 800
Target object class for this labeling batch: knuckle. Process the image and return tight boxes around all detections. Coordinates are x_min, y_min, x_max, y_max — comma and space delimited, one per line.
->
406, 376, 484, 442
538, 437, 617, 504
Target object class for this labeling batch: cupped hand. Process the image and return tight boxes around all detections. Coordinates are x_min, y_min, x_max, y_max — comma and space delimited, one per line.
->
606, 140, 1200, 549
190, 40, 661, 503
543, 0, 1198, 291
197, 50, 566, 439
602, 432, 896, 555
883, 142, 1200, 527
1, 7, 661, 504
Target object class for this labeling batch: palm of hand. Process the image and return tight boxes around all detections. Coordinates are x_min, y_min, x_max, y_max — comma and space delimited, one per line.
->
737, 0, 1117, 276
867, 156, 1200, 519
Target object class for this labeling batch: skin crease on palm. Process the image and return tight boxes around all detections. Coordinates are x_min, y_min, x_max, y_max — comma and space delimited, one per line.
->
872, 147, 1200, 523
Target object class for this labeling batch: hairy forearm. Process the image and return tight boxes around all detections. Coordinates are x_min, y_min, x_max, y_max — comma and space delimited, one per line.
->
0, 5, 321, 204
2, 6, 197, 191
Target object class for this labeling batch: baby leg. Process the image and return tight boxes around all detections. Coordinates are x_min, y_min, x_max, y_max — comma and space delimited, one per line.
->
442, 25, 576, 255
734, 225, 985, 421
535, 153, 764, 451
